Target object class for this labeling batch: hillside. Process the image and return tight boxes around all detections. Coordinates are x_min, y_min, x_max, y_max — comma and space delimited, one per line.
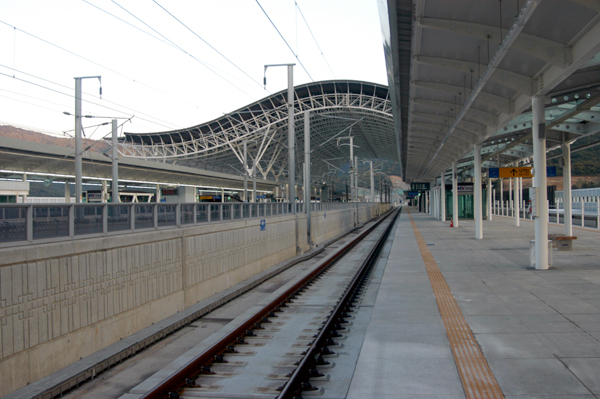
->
0, 125, 109, 152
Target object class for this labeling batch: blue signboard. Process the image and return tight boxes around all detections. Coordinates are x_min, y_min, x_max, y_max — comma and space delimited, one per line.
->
260, 219, 266, 231
547, 166, 557, 177
257, 195, 266, 199
488, 168, 499, 178
408, 191, 419, 197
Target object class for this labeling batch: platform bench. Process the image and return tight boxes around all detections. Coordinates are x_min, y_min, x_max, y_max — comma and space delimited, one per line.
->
555, 236, 577, 251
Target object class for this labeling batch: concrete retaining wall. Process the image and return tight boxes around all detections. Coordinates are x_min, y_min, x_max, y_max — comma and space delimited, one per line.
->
0, 204, 389, 395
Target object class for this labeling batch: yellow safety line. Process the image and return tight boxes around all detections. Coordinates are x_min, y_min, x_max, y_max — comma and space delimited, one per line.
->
408, 210, 504, 399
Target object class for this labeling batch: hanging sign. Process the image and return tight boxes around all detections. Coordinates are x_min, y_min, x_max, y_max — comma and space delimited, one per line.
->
489, 167, 533, 178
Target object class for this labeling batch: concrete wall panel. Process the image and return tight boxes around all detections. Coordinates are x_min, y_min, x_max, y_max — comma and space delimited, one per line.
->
0, 205, 389, 396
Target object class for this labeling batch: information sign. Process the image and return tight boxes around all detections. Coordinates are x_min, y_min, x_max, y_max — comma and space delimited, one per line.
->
489, 167, 533, 178
411, 182, 430, 191
260, 219, 266, 231
547, 166, 557, 177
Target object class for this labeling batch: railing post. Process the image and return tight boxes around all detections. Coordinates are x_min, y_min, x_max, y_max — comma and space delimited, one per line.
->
153, 203, 158, 228
219, 203, 223, 221
582, 200, 585, 227
27, 205, 33, 242
176, 203, 181, 227
103, 204, 108, 234
130, 204, 135, 231
208, 205, 212, 223
193, 203, 198, 225
69, 205, 75, 238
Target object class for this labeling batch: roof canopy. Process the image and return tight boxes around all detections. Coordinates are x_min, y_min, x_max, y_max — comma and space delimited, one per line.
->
381, 0, 600, 182
119, 81, 396, 184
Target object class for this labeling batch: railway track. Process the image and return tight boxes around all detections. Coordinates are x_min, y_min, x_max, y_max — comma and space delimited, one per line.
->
130, 207, 401, 399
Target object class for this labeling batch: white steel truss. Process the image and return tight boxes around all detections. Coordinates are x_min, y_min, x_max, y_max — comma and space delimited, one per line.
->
116, 81, 396, 183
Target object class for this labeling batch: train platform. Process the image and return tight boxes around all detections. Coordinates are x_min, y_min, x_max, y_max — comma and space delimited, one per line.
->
347, 206, 600, 399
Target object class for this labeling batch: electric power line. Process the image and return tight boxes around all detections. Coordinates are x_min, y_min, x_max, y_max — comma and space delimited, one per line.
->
0, 18, 200, 109
98, 0, 259, 100
255, 0, 314, 82
152, 0, 265, 90
294, 0, 336, 79
0, 70, 180, 130
0, 64, 179, 129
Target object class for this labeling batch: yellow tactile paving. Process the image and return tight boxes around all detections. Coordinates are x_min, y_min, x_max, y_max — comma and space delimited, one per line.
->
408, 210, 504, 399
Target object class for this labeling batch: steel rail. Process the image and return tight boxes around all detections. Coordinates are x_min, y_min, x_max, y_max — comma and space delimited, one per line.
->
138, 207, 398, 399
277, 206, 401, 398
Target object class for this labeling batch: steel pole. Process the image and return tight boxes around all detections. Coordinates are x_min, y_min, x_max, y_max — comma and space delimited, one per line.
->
111, 119, 119, 203
287, 65, 295, 211
243, 140, 248, 202
452, 161, 458, 227
533, 96, 548, 269
75, 78, 83, 203
440, 172, 446, 221
304, 111, 312, 244
369, 161, 374, 202
562, 142, 572, 236
474, 144, 483, 239
354, 156, 358, 202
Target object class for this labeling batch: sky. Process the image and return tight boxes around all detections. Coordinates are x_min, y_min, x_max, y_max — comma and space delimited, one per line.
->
0, 0, 388, 141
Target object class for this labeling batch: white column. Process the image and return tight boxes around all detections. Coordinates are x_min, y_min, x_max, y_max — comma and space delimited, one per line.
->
533, 96, 548, 270
509, 176, 513, 209
500, 179, 504, 215
452, 162, 459, 227
65, 180, 70, 203
519, 177, 523, 214
156, 185, 161, 203
562, 142, 572, 236
427, 191, 430, 214
474, 144, 483, 239
596, 197, 599, 230
514, 177, 520, 226
440, 172, 446, 222
101, 180, 107, 203
488, 176, 492, 221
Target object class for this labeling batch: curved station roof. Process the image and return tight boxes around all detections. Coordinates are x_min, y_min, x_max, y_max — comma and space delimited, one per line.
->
119, 81, 396, 185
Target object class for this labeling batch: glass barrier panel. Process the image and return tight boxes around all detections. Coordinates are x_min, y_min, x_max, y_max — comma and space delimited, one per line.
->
251, 204, 257, 218
108, 205, 131, 232
33, 205, 69, 239
135, 205, 154, 229
222, 204, 231, 220
158, 204, 177, 227
266, 203, 271, 216
210, 204, 220, 221
0, 206, 27, 242
233, 204, 242, 219
243, 203, 250, 218
196, 204, 208, 223
75, 205, 103, 236
181, 204, 194, 225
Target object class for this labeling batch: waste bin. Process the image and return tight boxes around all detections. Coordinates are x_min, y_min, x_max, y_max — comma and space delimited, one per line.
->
529, 240, 553, 268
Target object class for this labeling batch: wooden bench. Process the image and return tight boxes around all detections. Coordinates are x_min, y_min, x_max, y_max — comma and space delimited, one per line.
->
555, 235, 577, 251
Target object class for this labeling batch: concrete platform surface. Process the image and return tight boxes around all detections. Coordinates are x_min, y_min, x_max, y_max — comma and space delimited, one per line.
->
347, 207, 600, 399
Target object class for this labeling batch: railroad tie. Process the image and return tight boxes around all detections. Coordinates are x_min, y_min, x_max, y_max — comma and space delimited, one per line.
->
408, 210, 504, 399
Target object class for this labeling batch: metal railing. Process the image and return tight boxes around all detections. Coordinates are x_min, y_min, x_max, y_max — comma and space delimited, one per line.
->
0, 201, 387, 245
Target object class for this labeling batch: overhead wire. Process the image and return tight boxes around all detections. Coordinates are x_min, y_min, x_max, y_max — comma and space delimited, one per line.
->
294, 0, 336, 79
0, 64, 179, 129
255, 0, 314, 82
99, 0, 258, 100
151, 0, 265, 90
0, 19, 199, 109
